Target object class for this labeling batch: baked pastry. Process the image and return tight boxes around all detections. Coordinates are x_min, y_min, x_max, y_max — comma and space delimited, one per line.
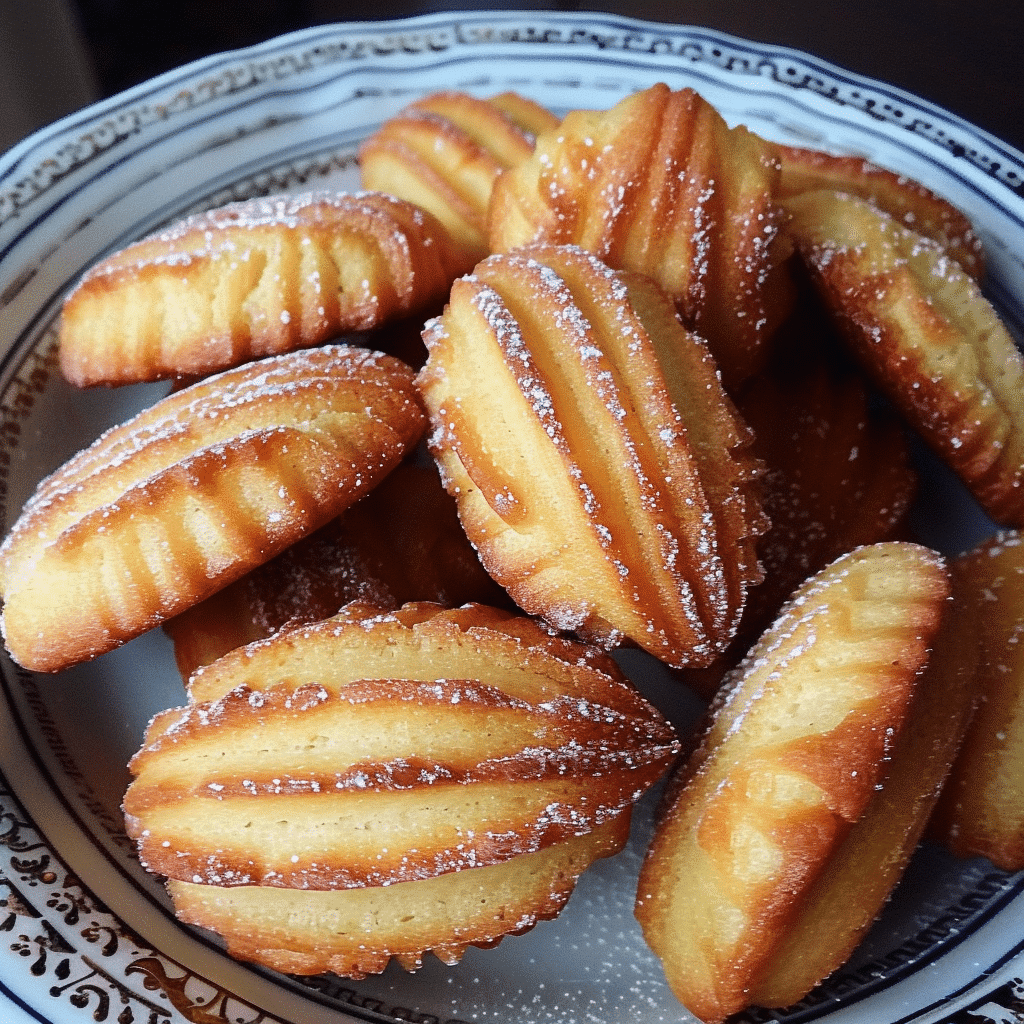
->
748, 552, 976, 1008
634, 542, 951, 1023
488, 83, 790, 387
0, 345, 425, 672
124, 601, 679, 976
773, 142, 985, 278
163, 461, 511, 679
785, 188, 1024, 528
930, 530, 1024, 871
360, 90, 557, 263
59, 190, 473, 386
417, 243, 766, 669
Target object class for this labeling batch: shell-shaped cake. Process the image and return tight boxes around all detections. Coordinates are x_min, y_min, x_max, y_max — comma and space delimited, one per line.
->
488, 83, 789, 388
124, 601, 679, 977
417, 243, 766, 669
785, 189, 1024, 528
59, 191, 473, 386
634, 542, 952, 1023
0, 345, 426, 672
748, 552, 976, 1010
360, 90, 558, 263
772, 142, 985, 278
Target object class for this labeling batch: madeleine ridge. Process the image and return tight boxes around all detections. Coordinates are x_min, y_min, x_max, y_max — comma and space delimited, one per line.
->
488, 83, 789, 387
360, 90, 558, 263
417, 243, 766, 669
0, 345, 426, 673
124, 601, 680, 977
785, 189, 1024, 528
59, 191, 474, 386
634, 542, 952, 1023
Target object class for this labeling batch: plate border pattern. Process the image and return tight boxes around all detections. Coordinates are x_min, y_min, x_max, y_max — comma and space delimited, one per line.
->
0, 770, 284, 1024
2, 12, 1023, 234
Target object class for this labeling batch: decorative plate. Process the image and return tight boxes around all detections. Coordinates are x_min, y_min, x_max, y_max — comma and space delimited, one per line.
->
1, 11, 1023, 1024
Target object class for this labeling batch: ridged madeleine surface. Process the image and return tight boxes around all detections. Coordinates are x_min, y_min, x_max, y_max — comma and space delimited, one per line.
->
634, 542, 950, 1023
748, 555, 975, 1007
487, 90, 561, 138
360, 91, 556, 262
773, 143, 984, 278
931, 531, 1024, 870
488, 83, 788, 387
125, 601, 679, 976
417, 244, 766, 668
786, 189, 1024, 527
0, 346, 425, 672
59, 191, 472, 386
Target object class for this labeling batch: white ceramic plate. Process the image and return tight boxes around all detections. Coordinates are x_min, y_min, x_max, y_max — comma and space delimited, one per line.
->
1, 11, 1023, 1024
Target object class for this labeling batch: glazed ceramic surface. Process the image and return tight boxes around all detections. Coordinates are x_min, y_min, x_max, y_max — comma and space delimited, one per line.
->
1, 11, 1022, 1024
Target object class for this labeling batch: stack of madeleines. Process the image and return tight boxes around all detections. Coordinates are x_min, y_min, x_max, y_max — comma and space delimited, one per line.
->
1, 82, 1022, 1022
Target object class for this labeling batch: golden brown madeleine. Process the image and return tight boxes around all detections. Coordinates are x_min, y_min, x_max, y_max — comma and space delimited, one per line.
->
163, 461, 511, 679
749, 556, 977, 1008
488, 83, 789, 388
773, 142, 985, 278
417, 244, 766, 669
931, 531, 1024, 870
0, 345, 425, 673
359, 91, 554, 262
134, 601, 678, 883
634, 542, 950, 1024
786, 189, 1024, 528
125, 601, 679, 976
59, 191, 472, 386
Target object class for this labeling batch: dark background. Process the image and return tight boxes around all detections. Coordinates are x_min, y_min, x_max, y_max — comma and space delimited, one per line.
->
1, 2, 1020, 157
68, 0, 1023, 154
